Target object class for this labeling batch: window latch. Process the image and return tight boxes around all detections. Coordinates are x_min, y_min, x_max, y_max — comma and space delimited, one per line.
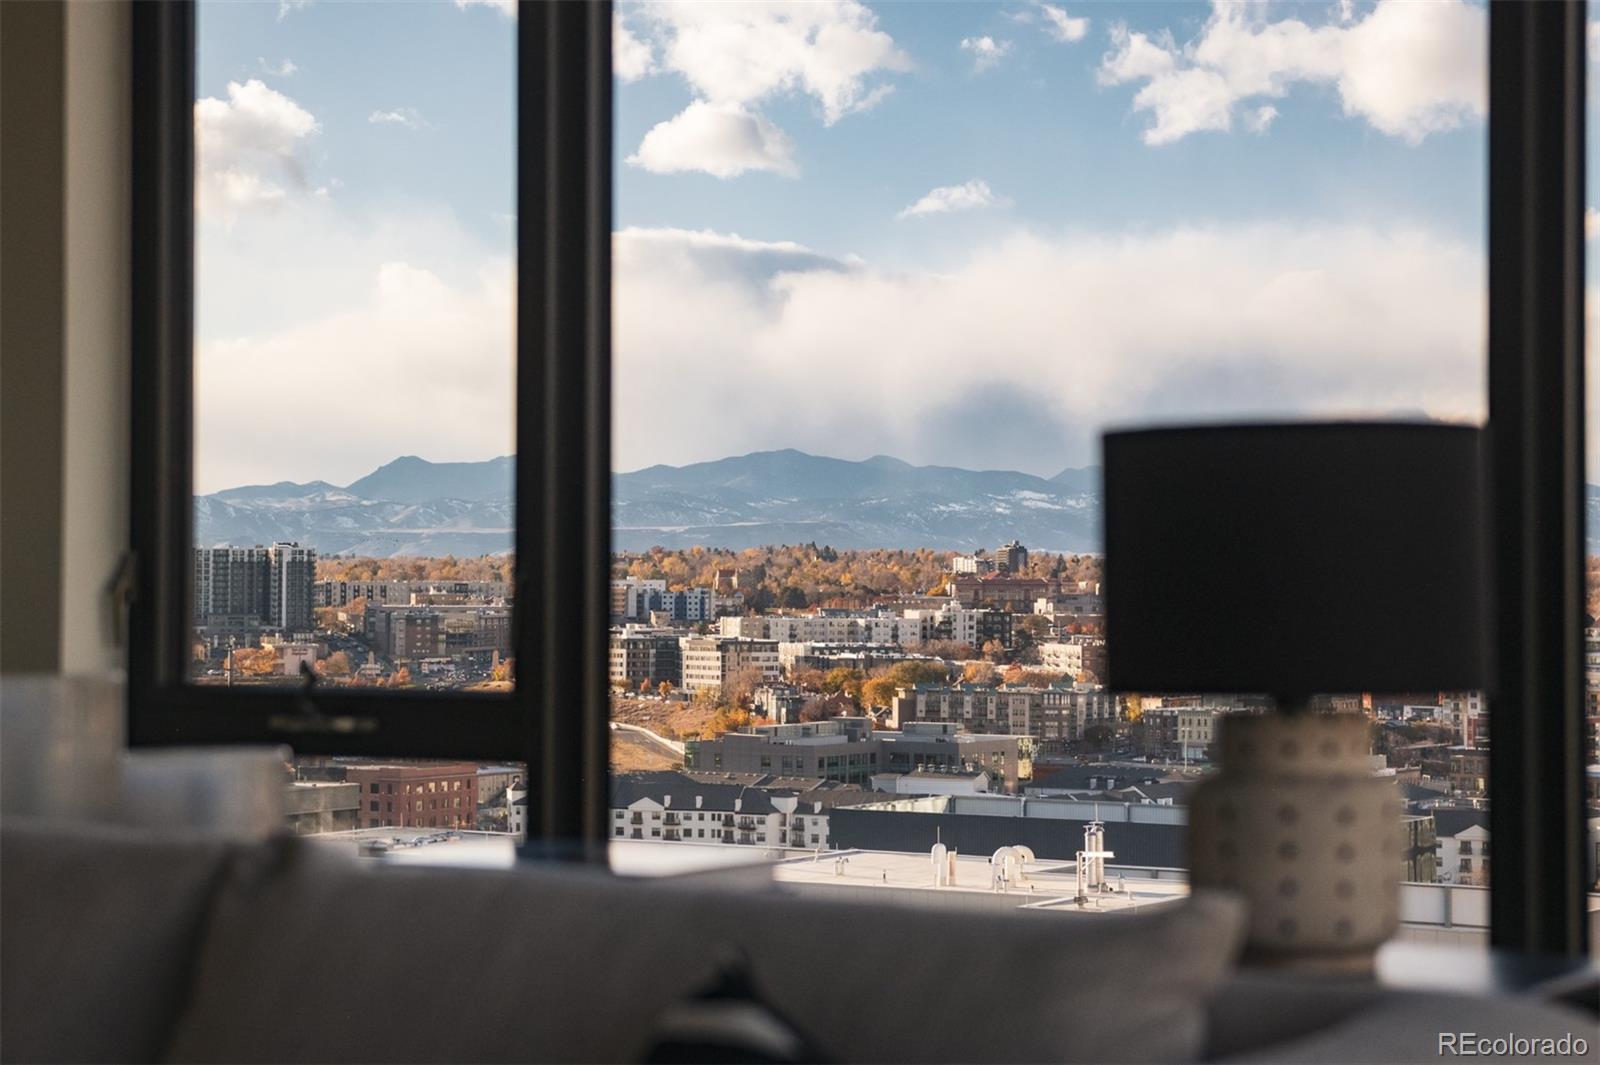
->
105, 551, 137, 651
265, 660, 379, 737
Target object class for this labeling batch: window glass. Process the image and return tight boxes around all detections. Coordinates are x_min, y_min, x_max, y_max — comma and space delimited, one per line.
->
191, 0, 515, 691
613, 0, 1488, 933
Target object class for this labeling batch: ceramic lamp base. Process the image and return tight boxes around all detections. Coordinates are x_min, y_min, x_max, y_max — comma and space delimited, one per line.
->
1187, 712, 1402, 968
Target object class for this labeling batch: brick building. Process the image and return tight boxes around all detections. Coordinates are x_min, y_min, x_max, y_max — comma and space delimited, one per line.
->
344, 762, 480, 830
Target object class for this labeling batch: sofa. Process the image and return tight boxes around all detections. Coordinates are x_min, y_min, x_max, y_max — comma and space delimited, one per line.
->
1, 817, 1592, 1064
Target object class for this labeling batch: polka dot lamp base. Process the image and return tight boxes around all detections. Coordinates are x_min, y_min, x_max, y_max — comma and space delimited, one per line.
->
1188, 712, 1402, 970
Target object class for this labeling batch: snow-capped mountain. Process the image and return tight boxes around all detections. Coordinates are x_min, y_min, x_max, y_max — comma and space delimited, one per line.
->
205, 449, 1600, 557
196, 450, 1102, 556
610, 450, 1103, 552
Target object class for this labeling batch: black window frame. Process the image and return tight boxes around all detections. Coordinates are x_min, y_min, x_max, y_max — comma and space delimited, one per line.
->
129, 0, 1591, 951
128, 0, 612, 855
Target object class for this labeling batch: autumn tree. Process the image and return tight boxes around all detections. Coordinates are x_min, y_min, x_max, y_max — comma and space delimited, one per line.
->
821, 666, 865, 702
318, 651, 352, 677
962, 661, 997, 685
798, 694, 849, 722
658, 680, 674, 698
702, 706, 753, 739
387, 666, 413, 688
721, 666, 766, 710
911, 640, 974, 660
789, 667, 827, 692
1123, 693, 1143, 723
232, 647, 279, 677
1017, 615, 1054, 642
860, 661, 948, 709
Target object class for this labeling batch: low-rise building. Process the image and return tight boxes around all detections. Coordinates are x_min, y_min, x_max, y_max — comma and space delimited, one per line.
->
609, 627, 684, 689
315, 579, 509, 608
1448, 746, 1489, 797
778, 642, 931, 676
1432, 807, 1489, 885
283, 781, 360, 834
951, 573, 1051, 612
870, 770, 991, 796
1037, 638, 1107, 680
891, 681, 1119, 751
610, 578, 713, 623
679, 637, 780, 693
753, 683, 806, 723
608, 771, 881, 849
684, 719, 1028, 791
1177, 707, 1220, 763
366, 604, 511, 662
343, 762, 480, 831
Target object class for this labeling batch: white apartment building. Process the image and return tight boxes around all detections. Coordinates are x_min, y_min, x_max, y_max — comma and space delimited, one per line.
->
1037, 639, 1106, 678
720, 613, 924, 645
678, 637, 781, 693
314, 580, 511, 609
609, 778, 859, 849
892, 683, 1119, 748
1433, 809, 1490, 885
610, 578, 667, 620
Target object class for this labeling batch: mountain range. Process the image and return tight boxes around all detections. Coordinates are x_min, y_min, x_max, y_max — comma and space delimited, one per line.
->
196, 450, 1600, 557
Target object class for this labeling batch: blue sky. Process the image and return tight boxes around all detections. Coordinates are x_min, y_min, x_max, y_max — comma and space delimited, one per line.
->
194, 0, 1509, 491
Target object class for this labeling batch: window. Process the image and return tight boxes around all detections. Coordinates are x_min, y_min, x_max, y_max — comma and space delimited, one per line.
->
129, 3, 612, 843
127, 1, 1591, 951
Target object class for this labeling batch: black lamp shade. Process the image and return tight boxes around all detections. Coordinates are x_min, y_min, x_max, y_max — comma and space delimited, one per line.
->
1103, 423, 1489, 697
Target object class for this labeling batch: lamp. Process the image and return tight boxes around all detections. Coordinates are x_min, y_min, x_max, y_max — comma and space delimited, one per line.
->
1103, 422, 1489, 968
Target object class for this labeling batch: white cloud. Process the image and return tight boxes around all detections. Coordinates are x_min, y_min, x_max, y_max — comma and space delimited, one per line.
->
1589, 20, 1600, 62
195, 201, 513, 491
638, 2, 908, 123
1245, 104, 1278, 134
615, 13, 655, 82
627, 100, 797, 179
455, 0, 516, 17
961, 36, 1013, 73
277, 0, 310, 20
897, 179, 1003, 219
622, 2, 908, 178
258, 57, 297, 77
1586, 207, 1599, 241
1038, 4, 1088, 44
1099, 0, 1484, 146
613, 223, 1485, 474
368, 107, 430, 131
195, 79, 319, 219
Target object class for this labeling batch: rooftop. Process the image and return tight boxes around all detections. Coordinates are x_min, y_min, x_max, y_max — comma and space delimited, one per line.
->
769, 847, 1190, 915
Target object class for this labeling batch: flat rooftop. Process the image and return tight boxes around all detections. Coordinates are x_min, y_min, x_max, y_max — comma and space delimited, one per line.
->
770, 847, 1191, 914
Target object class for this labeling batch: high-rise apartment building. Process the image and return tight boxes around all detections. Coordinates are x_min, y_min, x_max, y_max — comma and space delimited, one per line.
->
995, 540, 1029, 574
193, 542, 316, 631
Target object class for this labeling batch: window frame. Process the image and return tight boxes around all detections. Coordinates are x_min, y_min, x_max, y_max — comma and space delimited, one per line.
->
127, 1, 612, 853
1485, 0, 1590, 957
130, 0, 1592, 949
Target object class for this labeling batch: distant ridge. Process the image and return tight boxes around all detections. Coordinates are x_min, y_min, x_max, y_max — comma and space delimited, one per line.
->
196, 450, 1600, 556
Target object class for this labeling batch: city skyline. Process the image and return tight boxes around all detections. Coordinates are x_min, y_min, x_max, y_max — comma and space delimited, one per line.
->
197, 1, 1513, 493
